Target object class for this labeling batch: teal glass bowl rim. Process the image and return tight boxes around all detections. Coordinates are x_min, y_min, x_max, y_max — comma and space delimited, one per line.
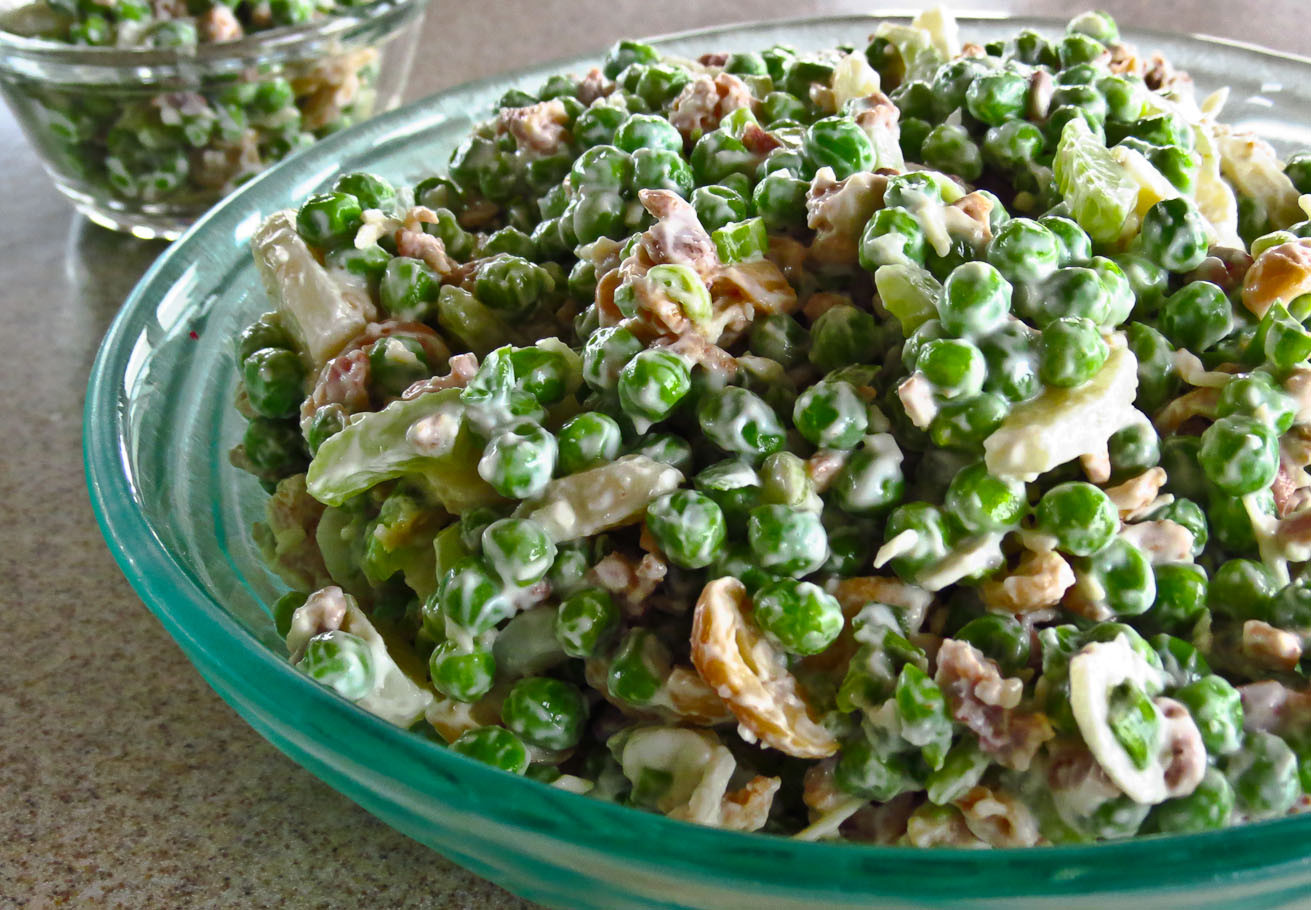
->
84, 12, 1311, 899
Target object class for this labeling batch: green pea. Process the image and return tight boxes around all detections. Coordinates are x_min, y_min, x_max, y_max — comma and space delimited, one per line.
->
698, 386, 786, 461
694, 459, 761, 533
1269, 576, 1311, 635
438, 555, 513, 635
965, 69, 1029, 126
1077, 538, 1157, 617
235, 312, 290, 363
1198, 414, 1280, 496
325, 244, 391, 293
1039, 316, 1109, 388
689, 129, 756, 186
634, 63, 691, 108
582, 325, 643, 392
366, 336, 429, 398
429, 639, 496, 702
422, 207, 474, 261
628, 433, 694, 472
804, 115, 876, 179
554, 588, 620, 658
1125, 321, 1181, 413
1023, 267, 1111, 327
835, 729, 917, 801
898, 117, 932, 161
242, 417, 307, 479
299, 630, 376, 700
478, 422, 558, 500
926, 737, 991, 806
296, 191, 363, 249
500, 676, 587, 751
917, 338, 986, 398
1176, 675, 1244, 756
556, 412, 622, 475
1107, 421, 1160, 483
759, 90, 807, 125
858, 207, 927, 272
1259, 302, 1311, 369
753, 579, 844, 655
750, 313, 809, 367
919, 123, 982, 181
1208, 486, 1272, 554
379, 256, 441, 322
747, 504, 829, 577
1151, 766, 1234, 834
1147, 562, 1208, 635
476, 254, 554, 318
792, 380, 868, 450
614, 350, 689, 427
956, 614, 1030, 676
331, 172, 396, 213
983, 120, 1046, 172
1136, 197, 1209, 273
928, 392, 1009, 452
691, 184, 750, 233
943, 461, 1027, 535
1159, 281, 1233, 352
1035, 482, 1117, 557
824, 522, 875, 576
451, 725, 530, 774
809, 304, 880, 372
986, 218, 1061, 286
752, 171, 810, 231
1039, 214, 1093, 265
1217, 372, 1296, 435
629, 147, 694, 197
271, 590, 308, 640
242, 346, 305, 419
978, 322, 1041, 403
936, 261, 1012, 336
1225, 731, 1302, 820
833, 436, 907, 515
603, 39, 659, 78
607, 628, 670, 706
1210, 558, 1281, 622
481, 518, 556, 589
783, 56, 835, 98
645, 489, 727, 569
547, 543, 591, 600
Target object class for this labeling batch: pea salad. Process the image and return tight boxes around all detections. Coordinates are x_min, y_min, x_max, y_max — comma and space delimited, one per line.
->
230, 8, 1311, 846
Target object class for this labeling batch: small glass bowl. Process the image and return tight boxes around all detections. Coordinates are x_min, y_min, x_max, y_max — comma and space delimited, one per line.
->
0, 0, 427, 239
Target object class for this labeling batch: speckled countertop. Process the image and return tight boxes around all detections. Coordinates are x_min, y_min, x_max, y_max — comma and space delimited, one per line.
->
0, 1, 1303, 907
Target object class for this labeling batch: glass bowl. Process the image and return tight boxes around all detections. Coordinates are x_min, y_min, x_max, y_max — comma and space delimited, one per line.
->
0, 0, 427, 239
85, 14, 1311, 909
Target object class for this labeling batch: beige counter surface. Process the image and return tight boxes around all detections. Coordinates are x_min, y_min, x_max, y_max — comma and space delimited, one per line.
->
1, 2, 1304, 907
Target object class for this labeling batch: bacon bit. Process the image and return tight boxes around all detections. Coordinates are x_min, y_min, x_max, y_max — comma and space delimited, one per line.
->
898, 372, 938, 429
401, 351, 478, 400
698, 52, 731, 67
741, 121, 783, 156
806, 450, 848, 494
713, 260, 797, 315
1080, 448, 1112, 484
850, 91, 899, 138
806, 169, 889, 265
949, 192, 996, 244
1275, 427, 1311, 517
767, 235, 809, 287
1107, 42, 1145, 77
1154, 387, 1221, 434
1239, 680, 1311, 734
457, 199, 500, 230
1105, 467, 1167, 519
588, 550, 668, 618
955, 785, 1041, 848
1286, 367, 1311, 426
841, 792, 918, 845
668, 72, 754, 141
1120, 519, 1195, 564
198, 3, 242, 41
638, 189, 721, 278
935, 639, 1054, 771
1158, 697, 1208, 798
802, 291, 849, 321
286, 585, 350, 661
576, 67, 612, 105
1243, 620, 1305, 672
395, 228, 456, 275
663, 666, 734, 726
1027, 68, 1055, 121
499, 98, 572, 155
651, 333, 738, 379
1145, 52, 1190, 92
1187, 247, 1254, 292
301, 348, 369, 428
1242, 239, 1311, 318
980, 549, 1075, 615
958, 42, 986, 58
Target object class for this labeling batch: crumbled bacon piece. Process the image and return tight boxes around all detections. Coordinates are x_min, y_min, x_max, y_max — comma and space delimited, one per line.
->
499, 98, 572, 154
935, 639, 1053, 771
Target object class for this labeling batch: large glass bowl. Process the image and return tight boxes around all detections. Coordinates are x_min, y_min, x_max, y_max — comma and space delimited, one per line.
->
0, 0, 427, 239
85, 15, 1311, 909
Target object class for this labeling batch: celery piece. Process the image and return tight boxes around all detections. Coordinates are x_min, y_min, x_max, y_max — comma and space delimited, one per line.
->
875, 263, 942, 334
306, 388, 499, 512
1052, 119, 1140, 245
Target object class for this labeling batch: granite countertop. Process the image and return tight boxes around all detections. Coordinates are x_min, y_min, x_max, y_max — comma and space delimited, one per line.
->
1, 1, 1302, 906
